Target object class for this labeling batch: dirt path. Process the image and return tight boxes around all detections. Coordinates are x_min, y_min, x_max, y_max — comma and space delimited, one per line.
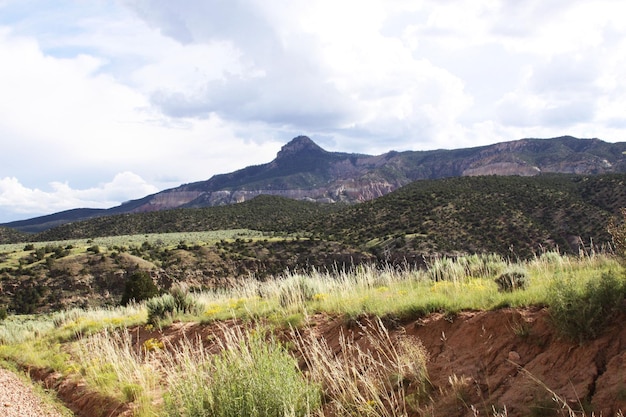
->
0, 368, 69, 417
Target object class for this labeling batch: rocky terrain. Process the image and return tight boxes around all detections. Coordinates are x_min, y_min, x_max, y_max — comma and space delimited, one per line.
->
0, 368, 68, 417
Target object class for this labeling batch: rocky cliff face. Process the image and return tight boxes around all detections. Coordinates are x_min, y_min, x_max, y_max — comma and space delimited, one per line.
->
125, 135, 626, 213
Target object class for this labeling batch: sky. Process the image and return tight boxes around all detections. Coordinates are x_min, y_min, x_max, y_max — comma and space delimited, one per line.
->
1, 0, 626, 223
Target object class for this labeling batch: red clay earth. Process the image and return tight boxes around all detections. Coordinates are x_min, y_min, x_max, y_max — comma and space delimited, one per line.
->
31, 306, 626, 417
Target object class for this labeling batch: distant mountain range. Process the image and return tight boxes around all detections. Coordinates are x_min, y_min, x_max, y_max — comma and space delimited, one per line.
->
4, 135, 626, 233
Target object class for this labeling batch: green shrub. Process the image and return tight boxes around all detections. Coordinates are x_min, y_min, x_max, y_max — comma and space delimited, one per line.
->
120, 270, 159, 306
549, 271, 626, 342
86, 245, 100, 254
146, 294, 176, 324
495, 270, 529, 292
163, 328, 321, 417
169, 284, 201, 315
461, 253, 506, 278
0, 306, 7, 321
146, 285, 202, 324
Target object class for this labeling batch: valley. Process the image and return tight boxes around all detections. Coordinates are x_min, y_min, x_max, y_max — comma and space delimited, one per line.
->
0, 137, 625, 416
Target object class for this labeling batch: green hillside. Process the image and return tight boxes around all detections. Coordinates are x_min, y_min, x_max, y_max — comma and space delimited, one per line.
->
0, 226, 29, 244
2, 173, 626, 313
307, 174, 626, 259
32, 195, 341, 241
15, 173, 626, 261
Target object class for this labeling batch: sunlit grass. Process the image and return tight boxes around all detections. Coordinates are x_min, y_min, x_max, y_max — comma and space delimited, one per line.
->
72, 327, 161, 416
0, 251, 623, 416
183, 252, 624, 326
0, 229, 271, 270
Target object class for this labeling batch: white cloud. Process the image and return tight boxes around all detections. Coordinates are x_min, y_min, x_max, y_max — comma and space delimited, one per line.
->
0, 15, 283, 221
1, 0, 626, 222
0, 172, 159, 219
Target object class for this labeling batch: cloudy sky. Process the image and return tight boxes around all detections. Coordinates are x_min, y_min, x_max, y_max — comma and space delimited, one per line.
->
1, 0, 626, 222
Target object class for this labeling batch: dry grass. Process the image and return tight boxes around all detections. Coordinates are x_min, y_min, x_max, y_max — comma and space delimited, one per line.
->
293, 317, 431, 417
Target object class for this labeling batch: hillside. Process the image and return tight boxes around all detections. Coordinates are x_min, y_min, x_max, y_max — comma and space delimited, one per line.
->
19, 173, 626, 259
3, 173, 626, 313
4, 135, 626, 233
0, 226, 29, 244
307, 174, 626, 259
30, 195, 340, 242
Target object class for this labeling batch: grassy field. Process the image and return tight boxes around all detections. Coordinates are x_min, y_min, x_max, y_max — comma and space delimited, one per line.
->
0, 229, 272, 269
0, 229, 269, 255
1, 250, 624, 416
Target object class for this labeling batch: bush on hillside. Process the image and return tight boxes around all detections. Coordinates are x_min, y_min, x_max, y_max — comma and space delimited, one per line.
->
146, 284, 202, 324
163, 327, 321, 417
494, 270, 529, 292
549, 271, 626, 343
278, 275, 319, 308
121, 270, 159, 306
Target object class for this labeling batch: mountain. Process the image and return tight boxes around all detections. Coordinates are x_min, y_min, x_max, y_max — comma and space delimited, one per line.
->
4, 135, 626, 233
26, 174, 626, 260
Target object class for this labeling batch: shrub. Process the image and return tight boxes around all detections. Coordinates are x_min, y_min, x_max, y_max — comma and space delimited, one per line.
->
163, 326, 321, 417
87, 245, 100, 254
549, 271, 626, 342
427, 257, 467, 282
0, 306, 7, 321
494, 270, 529, 292
461, 253, 506, 278
146, 284, 202, 324
169, 283, 201, 315
120, 270, 159, 306
146, 294, 176, 324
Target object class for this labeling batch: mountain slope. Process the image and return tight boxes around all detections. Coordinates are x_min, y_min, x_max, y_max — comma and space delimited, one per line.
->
20, 173, 626, 261
305, 173, 626, 259
0, 226, 29, 244
32, 195, 341, 242
145, 135, 626, 213
2, 173, 625, 313
3, 135, 626, 233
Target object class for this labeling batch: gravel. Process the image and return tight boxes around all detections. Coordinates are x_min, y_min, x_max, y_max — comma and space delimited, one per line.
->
0, 368, 69, 417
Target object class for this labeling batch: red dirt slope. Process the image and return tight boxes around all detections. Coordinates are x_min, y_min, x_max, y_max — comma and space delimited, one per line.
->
34, 306, 626, 417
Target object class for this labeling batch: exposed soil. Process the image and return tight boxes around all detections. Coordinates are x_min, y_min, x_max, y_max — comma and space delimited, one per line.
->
27, 306, 626, 417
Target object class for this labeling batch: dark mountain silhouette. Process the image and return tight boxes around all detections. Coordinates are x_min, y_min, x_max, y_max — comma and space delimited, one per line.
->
3, 135, 626, 233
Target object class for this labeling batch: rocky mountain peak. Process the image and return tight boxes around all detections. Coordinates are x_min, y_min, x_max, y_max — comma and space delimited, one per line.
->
275, 136, 327, 160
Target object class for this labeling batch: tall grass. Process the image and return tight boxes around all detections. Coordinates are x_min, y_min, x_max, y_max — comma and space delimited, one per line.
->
186, 252, 622, 325
0, 304, 146, 383
293, 317, 431, 417
162, 324, 321, 417
73, 328, 160, 415
1, 251, 623, 416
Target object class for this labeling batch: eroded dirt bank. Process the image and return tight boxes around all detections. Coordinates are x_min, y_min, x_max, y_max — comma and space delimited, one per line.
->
33, 306, 626, 417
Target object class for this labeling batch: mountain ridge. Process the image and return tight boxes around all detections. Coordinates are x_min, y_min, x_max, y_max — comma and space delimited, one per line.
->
4, 135, 626, 233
